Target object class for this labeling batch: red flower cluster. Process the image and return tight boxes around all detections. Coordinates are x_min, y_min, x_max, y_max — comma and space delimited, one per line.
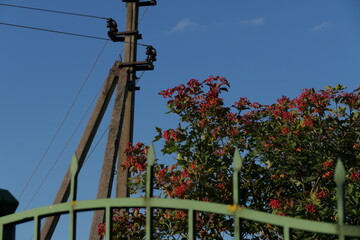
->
269, 199, 282, 209
350, 171, 360, 181
322, 160, 334, 168
281, 127, 290, 135
173, 184, 188, 197
97, 223, 105, 237
294, 88, 332, 114
316, 189, 329, 199
322, 170, 334, 179
163, 129, 180, 141
305, 204, 316, 213
123, 142, 148, 174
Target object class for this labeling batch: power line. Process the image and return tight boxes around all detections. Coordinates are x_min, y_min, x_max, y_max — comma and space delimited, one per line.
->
139, 6, 149, 24
18, 40, 109, 202
0, 22, 153, 47
0, 3, 108, 20
0, 22, 108, 40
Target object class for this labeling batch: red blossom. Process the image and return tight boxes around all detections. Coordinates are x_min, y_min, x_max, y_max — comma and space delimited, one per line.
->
163, 129, 180, 141
97, 223, 105, 237
322, 160, 334, 168
305, 204, 316, 213
349, 171, 360, 181
322, 170, 334, 179
269, 199, 282, 209
173, 184, 188, 197
281, 127, 291, 135
159, 88, 175, 98
175, 210, 187, 220
157, 167, 167, 183
123, 142, 148, 174
234, 97, 251, 110
316, 189, 329, 199
181, 169, 190, 178
250, 102, 261, 108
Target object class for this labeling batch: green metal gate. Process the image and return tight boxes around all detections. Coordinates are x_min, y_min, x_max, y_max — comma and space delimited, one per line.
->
1, 145, 360, 239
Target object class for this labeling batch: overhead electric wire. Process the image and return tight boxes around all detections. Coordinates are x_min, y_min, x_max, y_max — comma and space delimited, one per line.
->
18, 40, 109, 203
0, 22, 108, 40
24, 125, 110, 210
0, 2, 108, 20
17, 1, 152, 207
0, 22, 153, 47
139, 6, 149, 24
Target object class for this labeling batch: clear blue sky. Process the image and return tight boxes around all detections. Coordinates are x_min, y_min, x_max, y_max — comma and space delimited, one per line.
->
1, 0, 359, 238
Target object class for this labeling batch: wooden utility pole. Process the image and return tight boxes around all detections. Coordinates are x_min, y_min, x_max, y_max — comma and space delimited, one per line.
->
40, 1, 156, 239
116, 0, 139, 200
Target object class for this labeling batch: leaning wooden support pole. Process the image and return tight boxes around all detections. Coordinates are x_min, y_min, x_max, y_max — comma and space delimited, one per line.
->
40, 62, 119, 240
89, 69, 128, 240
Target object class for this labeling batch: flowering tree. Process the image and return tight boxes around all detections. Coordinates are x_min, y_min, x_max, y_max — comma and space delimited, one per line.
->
98, 77, 360, 239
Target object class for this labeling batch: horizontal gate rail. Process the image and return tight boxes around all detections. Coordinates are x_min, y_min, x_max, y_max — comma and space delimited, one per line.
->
1, 198, 360, 239
1, 145, 359, 239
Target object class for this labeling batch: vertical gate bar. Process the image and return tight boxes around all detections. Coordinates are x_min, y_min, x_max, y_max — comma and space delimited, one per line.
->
69, 154, 79, 240
106, 207, 111, 240
145, 206, 153, 240
334, 159, 345, 240
69, 210, 76, 240
188, 209, 195, 240
233, 149, 242, 239
234, 215, 240, 240
283, 226, 290, 240
335, 159, 345, 224
145, 143, 155, 239
145, 143, 155, 199
233, 148, 242, 206
0, 224, 3, 240
34, 216, 39, 240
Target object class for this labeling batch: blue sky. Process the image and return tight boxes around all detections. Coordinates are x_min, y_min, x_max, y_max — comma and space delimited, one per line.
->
1, 0, 359, 238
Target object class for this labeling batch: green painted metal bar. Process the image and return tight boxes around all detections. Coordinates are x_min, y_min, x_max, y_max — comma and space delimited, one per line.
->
69, 208, 75, 240
145, 206, 153, 240
335, 159, 345, 224
70, 154, 79, 203
69, 154, 79, 240
335, 159, 346, 240
234, 215, 240, 240
283, 226, 290, 240
233, 148, 242, 240
187, 209, 195, 240
232, 148, 242, 205
1, 198, 360, 238
34, 215, 39, 240
0, 225, 3, 240
145, 143, 155, 240
105, 206, 111, 240
145, 143, 155, 199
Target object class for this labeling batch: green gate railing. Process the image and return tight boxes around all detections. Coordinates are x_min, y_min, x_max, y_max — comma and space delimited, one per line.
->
1, 145, 360, 239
